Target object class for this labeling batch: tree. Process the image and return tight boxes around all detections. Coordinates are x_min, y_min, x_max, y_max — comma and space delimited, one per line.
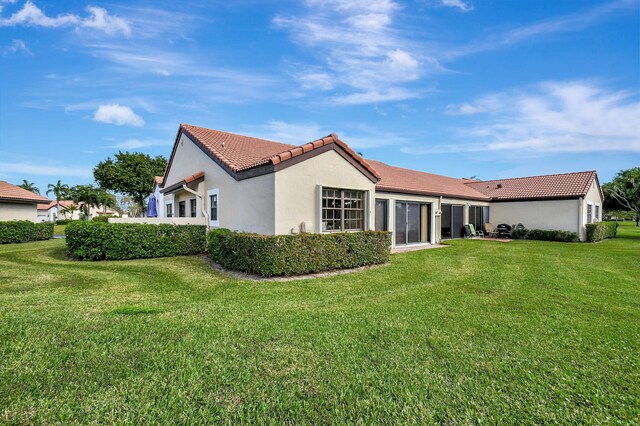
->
93, 152, 167, 216
18, 180, 40, 194
61, 203, 79, 220
603, 167, 640, 226
69, 185, 114, 219
46, 180, 69, 220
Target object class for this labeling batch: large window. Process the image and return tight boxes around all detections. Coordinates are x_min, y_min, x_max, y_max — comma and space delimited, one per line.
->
469, 205, 489, 232
166, 203, 173, 218
190, 199, 197, 217
322, 188, 365, 232
178, 201, 186, 217
395, 202, 430, 245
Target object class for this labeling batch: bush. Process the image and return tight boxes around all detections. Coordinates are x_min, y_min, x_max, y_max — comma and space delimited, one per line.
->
91, 215, 118, 223
0, 221, 54, 244
585, 222, 617, 242
512, 228, 579, 243
55, 219, 78, 225
208, 229, 391, 277
66, 222, 206, 260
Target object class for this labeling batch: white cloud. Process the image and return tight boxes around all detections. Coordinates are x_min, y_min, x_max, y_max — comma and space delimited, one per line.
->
0, 1, 130, 36
333, 88, 421, 105
93, 104, 145, 127
274, 0, 432, 103
438, 81, 640, 154
1, 39, 31, 55
441, 0, 473, 12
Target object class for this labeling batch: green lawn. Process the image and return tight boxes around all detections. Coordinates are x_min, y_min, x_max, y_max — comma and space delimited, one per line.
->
53, 224, 66, 235
1, 224, 638, 424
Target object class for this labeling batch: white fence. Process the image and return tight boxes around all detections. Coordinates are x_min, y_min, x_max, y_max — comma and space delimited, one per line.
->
108, 217, 207, 225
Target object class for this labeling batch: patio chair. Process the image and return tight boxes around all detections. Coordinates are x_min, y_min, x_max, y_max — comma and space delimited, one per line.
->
484, 223, 499, 238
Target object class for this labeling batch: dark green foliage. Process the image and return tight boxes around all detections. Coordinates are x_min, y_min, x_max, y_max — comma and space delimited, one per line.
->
208, 229, 391, 277
91, 215, 117, 223
0, 221, 54, 244
586, 222, 617, 242
66, 222, 206, 260
55, 219, 78, 225
93, 152, 167, 212
512, 228, 579, 242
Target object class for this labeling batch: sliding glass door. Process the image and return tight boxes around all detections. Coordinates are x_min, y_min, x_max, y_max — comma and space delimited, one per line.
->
395, 202, 430, 245
441, 204, 464, 239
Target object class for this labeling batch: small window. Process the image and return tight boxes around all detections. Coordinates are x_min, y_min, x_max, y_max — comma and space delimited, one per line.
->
210, 194, 218, 221
595, 205, 600, 221
375, 199, 388, 231
587, 204, 593, 224
166, 204, 173, 217
190, 199, 197, 217
178, 201, 186, 218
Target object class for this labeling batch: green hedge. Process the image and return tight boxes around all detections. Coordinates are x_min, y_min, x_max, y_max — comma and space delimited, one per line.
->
512, 228, 579, 243
0, 221, 54, 244
585, 222, 617, 242
91, 215, 118, 223
56, 219, 79, 225
208, 229, 391, 277
66, 222, 206, 260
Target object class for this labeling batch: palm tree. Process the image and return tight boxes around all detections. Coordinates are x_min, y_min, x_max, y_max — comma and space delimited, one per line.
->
61, 203, 79, 220
18, 180, 40, 194
46, 180, 69, 221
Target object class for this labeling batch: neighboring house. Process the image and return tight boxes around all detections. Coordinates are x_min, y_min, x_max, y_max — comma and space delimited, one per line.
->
0, 180, 51, 222
142, 124, 604, 245
37, 200, 118, 221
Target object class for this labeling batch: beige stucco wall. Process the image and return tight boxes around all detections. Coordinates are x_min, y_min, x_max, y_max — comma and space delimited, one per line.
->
0, 202, 37, 222
489, 199, 581, 236
274, 150, 376, 235
163, 133, 276, 234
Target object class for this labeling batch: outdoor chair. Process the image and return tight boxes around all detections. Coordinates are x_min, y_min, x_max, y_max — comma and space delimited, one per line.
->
484, 223, 499, 238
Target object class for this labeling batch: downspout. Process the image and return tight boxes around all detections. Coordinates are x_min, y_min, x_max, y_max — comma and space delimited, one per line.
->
181, 184, 210, 228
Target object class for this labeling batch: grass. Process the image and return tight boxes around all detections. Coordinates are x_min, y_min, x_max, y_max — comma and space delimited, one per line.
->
0, 223, 638, 424
53, 224, 66, 235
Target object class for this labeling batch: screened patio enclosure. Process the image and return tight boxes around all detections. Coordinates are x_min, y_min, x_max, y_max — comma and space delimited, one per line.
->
394, 202, 431, 246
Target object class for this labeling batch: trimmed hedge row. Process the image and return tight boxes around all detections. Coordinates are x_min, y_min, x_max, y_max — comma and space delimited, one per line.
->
66, 222, 206, 260
0, 221, 54, 244
512, 228, 579, 243
585, 222, 617, 242
91, 215, 118, 223
208, 229, 391, 277
55, 219, 78, 225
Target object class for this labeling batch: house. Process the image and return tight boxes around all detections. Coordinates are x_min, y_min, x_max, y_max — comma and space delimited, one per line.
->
129, 124, 604, 244
0, 180, 51, 222
37, 200, 118, 221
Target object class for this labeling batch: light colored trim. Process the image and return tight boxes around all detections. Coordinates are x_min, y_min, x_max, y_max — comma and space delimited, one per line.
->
316, 185, 323, 233
206, 188, 220, 227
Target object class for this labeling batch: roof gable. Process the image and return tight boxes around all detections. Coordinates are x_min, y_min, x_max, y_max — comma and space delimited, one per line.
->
465, 171, 599, 201
0, 180, 50, 204
161, 124, 380, 185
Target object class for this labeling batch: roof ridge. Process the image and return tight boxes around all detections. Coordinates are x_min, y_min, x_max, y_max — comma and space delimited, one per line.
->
181, 123, 296, 148
367, 159, 470, 181
466, 170, 596, 185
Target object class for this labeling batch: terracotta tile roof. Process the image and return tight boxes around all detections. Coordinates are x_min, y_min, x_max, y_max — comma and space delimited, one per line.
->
170, 124, 380, 182
464, 171, 598, 201
184, 171, 204, 183
0, 180, 51, 204
37, 200, 76, 210
368, 160, 490, 201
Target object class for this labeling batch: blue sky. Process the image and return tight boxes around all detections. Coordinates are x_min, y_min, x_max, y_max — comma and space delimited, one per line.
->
1, 0, 638, 193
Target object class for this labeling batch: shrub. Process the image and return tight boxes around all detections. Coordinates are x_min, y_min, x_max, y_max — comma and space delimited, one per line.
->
55, 219, 78, 225
0, 221, 54, 244
585, 222, 617, 242
208, 229, 391, 277
66, 222, 206, 260
512, 228, 579, 243
91, 215, 118, 223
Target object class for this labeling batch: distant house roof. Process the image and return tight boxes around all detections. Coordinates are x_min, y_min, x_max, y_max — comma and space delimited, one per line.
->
37, 200, 75, 210
368, 160, 490, 201
464, 171, 601, 201
0, 180, 50, 204
161, 124, 380, 185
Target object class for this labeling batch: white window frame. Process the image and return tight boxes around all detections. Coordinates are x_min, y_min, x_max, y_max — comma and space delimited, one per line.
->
207, 188, 220, 227
586, 201, 594, 224
164, 194, 174, 218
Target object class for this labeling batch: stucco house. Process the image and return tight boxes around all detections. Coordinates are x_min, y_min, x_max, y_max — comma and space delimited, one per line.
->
37, 200, 118, 222
0, 180, 51, 222
138, 124, 603, 245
